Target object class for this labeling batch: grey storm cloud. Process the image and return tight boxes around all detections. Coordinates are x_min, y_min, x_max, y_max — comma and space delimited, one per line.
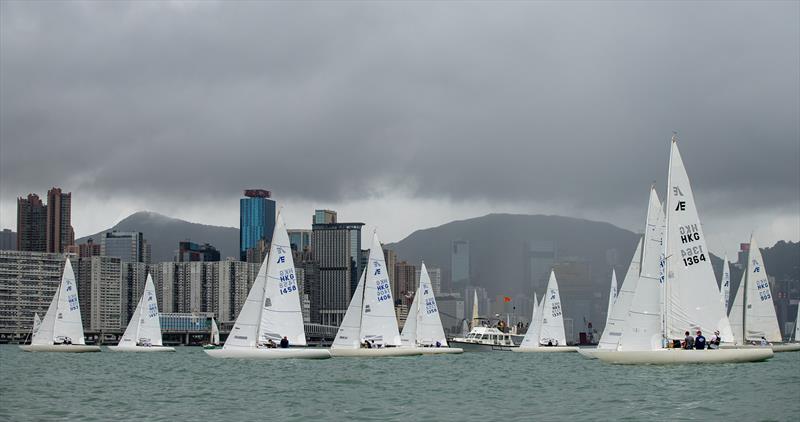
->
1, 1, 798, 214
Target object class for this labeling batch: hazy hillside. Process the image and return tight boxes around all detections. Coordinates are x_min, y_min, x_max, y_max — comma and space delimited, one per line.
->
385, 213, 641, 296
76, 211, 239, 262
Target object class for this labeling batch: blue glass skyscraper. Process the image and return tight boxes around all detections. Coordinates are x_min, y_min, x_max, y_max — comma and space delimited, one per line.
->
239, 189, 276, 261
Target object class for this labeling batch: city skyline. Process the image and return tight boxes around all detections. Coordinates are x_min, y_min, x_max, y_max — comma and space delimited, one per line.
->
1, 2, 798, 255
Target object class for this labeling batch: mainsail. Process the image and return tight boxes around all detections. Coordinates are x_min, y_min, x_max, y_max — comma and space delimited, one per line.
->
360, 232, 402, 346
259, 213, 307, 346
210, 318, 220, 345
664, 139, 733, 340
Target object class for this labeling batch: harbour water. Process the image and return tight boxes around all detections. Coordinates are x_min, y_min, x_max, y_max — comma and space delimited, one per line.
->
1, 345, 798, 421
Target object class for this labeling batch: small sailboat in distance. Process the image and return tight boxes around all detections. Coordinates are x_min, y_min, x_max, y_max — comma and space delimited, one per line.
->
728, 236, 800, 352
203, 318, 221, 350
20, 259, 100, 353
206, 211, 330, 359
109, 274, 175, 352
400, 262, 462, 354
514, 270, 577, 352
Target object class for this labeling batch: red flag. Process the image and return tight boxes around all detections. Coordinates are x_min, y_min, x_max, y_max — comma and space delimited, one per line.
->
503, 296, 511, 303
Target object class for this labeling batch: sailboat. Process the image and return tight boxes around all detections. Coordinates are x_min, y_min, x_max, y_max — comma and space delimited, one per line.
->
206, 212, 330, 359
728, 236, 800, 352
20, 258, 100, 352
109, 274, 175, 352
514, 270, 577, 352
330, 231, 421, 357
596, 137, 772, 364
203, 318, 221, 349
400, 262, 463, 354
793, 304, 800, 342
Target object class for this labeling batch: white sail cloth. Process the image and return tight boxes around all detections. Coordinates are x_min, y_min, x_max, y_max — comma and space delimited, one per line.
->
401, 262, 448, 347
617, 187, 664, 351
32, 259, 87, 345
664, 140, 733, 341
538, 271, 567, 346
596, 238, 642, 350
118, 274, 164, 346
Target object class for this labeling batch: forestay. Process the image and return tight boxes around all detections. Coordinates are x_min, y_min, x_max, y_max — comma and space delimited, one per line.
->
664, 139, 733, 340
259, 213, 307, 346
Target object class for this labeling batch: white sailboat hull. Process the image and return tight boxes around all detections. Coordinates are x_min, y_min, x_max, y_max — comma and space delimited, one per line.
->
107, 345, 176, 352
19, 344, 101, 353
205, 348, 331, 359
513, 346, 578, 353
448, 340, 518, 352
329, 347, 422, 357
419, 347, 463, 355
721, 343, 800, 353
595, 348, 773, 364
771, 343, 800, 352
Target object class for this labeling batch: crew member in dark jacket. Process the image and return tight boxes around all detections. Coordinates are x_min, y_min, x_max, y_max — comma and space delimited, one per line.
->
694, 331, 706, 350
280, 336, 289, 348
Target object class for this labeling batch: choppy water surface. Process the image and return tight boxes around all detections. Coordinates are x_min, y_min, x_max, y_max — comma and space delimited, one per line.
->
1, 345, 798, 421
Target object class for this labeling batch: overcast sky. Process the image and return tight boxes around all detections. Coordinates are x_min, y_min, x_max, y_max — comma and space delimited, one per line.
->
1, 1, 798, 256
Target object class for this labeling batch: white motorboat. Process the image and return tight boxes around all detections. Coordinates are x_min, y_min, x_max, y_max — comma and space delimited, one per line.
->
108, 273, 175, 353
206, 212, 331, 360
20, 259, 100, 353
450, 326, 518, 352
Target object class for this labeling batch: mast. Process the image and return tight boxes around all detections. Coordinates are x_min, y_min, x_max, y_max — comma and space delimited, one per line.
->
661, 135, 676, 347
